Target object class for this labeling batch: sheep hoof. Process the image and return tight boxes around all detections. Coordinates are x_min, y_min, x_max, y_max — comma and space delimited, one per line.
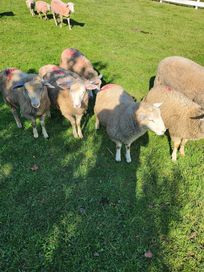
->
126, 158, 132, 163
17, 123, 23, 128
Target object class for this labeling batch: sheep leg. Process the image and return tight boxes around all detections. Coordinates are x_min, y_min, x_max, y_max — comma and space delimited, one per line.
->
45, 14, 48, 20
63, 113, 78, 138
76, 114, 83, 139
11, 107, 22, 128
46, 110, 51, 118
38, 13, 42, 19
60, 15, 63, 28
67, 17, 71, 30
31, 119, 39, 138
95, 116, 100, 130
52, 12, 58, 26
125, 143, 131, 163
115, 141, 122, 162
179, 139, 188, 156
40, 115, 49, 139
171, 137, 181, 161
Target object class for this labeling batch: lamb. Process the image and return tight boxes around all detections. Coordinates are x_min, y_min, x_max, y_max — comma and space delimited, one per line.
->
144, 85, 204, 161
26, 0, 35, 16
94, 84, 166, 163
154, 56, 204, 108
50, 0, 74, 30
36, 1, 50, 20
0, 68, 54, 138
60, 48, 102, 92
43, 68, 97, 138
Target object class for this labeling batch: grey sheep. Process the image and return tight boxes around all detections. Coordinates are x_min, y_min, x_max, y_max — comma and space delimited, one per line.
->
154, 56, 204, 108
94, 84, 165, 163
144, 85, 204, 161
0, 68, 53, 138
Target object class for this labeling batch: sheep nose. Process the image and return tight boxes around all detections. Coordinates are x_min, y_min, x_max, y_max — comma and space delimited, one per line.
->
32, 102, 40, 108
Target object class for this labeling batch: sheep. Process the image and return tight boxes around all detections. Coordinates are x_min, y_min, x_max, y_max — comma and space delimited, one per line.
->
154, 56, 204, 108
0, 68, 54, 138
26, 0, 35, 16
94, 84, 166, 163
39, 64, 61, 78
43, 68, 98, 138
36, 1, 50, 20
144, 85, 204, 161
60, 48, 102, 92
50, 0, 74, 30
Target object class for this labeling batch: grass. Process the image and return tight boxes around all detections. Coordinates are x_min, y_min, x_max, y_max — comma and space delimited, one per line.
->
0, 0, 204, 271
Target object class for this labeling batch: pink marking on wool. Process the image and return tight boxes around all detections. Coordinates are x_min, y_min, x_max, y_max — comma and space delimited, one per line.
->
64, 49, 77, 58
100, 84, 117, 92
6, 68, 18, 81
52, 66, 60, 71
54, 70, 65, 75
51, 0, 72, 17
165, 86, 172, 91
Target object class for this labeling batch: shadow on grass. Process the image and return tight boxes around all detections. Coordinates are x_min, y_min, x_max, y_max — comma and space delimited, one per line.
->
0, 91, 181, 271
0, 11, 15, 18
149, 75, 156, 90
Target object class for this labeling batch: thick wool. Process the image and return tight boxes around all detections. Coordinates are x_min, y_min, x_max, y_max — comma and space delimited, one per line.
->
144, 85, 204, 140
154, 56, 204, 108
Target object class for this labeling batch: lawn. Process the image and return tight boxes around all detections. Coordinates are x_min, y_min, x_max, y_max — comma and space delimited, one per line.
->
0, 0, 204, 271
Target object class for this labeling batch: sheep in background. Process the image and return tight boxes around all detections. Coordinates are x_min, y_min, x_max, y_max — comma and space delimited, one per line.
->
26, 0, 35, 16
36, 1, 50, 20
43, 68, 98, 138
0, 68, 54, 138
60, 48, 102, 93
39, 64, 61, 77
144, 85, 204, 161
154, 56, 204, 108
51, 0, 74, 30
94, 84, 165, 163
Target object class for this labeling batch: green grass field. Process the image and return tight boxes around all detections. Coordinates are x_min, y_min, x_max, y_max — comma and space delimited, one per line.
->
0, 0, 204, 271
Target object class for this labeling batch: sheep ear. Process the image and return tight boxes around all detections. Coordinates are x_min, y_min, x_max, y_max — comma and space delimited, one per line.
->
12, 81, 25, 89
98, 74, 103, 79
56, 77, 73, 89
153, 102, 163, 108
84, 80, 100, 91
42, 80, 55, 89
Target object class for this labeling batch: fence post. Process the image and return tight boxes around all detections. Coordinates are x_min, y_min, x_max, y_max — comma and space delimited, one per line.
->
195, 0, 200, 9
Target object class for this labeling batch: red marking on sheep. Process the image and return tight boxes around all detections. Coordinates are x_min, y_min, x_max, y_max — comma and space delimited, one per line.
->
65, 49, 77, 58
52, 66, 60, 71
165, 86, 172, 91
100, 84, 117, 92
6, 68, 18, 81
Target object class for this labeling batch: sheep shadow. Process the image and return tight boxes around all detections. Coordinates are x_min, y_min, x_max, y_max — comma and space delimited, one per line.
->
149, 75, 156, 90
62, 18, 85, 28
0, 11, 15, 18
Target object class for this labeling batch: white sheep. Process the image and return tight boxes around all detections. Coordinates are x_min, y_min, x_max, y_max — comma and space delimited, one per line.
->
51, 0, 74, 30
25, 0, 35, 16
144, 85, 204, 161
154, 56, 204, 109
94, 84, 165, 163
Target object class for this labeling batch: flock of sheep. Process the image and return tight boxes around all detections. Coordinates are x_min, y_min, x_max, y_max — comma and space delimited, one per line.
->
1, 2, 204, 163
26, 0, 74, 29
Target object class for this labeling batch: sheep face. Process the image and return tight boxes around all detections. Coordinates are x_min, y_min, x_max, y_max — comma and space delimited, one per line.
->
137, 103, 166, 135
13, 76, 53, 109
70, 82, 86, 108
